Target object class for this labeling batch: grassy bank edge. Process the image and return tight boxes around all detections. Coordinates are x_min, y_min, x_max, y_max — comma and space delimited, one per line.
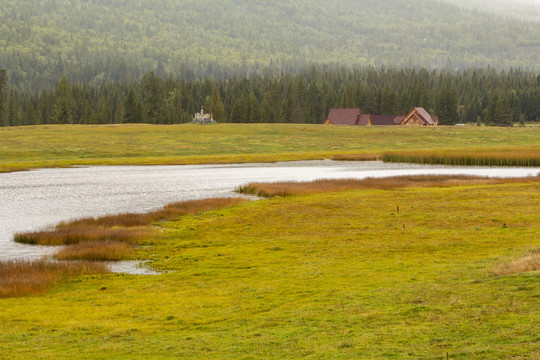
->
236, 174, 540, 198
0, 152, 382, 173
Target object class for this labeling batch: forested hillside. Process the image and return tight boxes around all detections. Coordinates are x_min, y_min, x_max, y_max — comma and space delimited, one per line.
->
1, 0, 539, 91
446, 0, 540, 21
1, 67, 538, 127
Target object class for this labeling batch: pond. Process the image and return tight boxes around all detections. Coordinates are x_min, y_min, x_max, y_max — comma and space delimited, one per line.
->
1, 161, 538, 268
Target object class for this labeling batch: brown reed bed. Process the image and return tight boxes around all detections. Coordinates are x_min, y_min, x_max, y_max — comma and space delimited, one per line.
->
58, 197, 246, 228
0, 260, 109, 298
236, 174, 540, 198
54, 241, 132, 261
14, 197, 245, 247
491, 250, 540, 276
383, 149, 540, 167
331, 154, 381, 161
15, 226, 151, 246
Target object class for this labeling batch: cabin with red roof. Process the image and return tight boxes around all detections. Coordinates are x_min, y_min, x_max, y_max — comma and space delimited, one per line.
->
398, 107, 438, 126
323, 107, 437, 126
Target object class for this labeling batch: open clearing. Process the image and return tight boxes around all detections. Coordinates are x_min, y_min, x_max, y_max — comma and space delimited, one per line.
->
1, 124, 539, 172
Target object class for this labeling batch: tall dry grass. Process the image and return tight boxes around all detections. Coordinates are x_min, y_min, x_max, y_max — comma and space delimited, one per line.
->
15, 226, 151, 246
237, 174, 540, 197
383, 149, 540, 167
491, 250, 540, 276
55, 241, 132, 261
14, 198, 245, 247
0, 260, 108, 298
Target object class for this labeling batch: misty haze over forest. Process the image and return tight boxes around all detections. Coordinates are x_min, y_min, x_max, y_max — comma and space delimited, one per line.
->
446, 0, 540, 21
0, 0, 539, 92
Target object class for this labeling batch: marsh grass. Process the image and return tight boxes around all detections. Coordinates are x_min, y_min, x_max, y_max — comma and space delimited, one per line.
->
237, 174, 540, 197
15, 226, 151, 246
491, 249, 540, 276
0, 260, 108, 298
383, 149, 540, 167
14, 197, 245, 247
5, 198, 246, 297
54, 241, 132, 261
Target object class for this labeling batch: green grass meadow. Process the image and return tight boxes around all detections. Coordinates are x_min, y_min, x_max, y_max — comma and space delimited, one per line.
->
1, 124, 540, 172
1, 182, 539, 359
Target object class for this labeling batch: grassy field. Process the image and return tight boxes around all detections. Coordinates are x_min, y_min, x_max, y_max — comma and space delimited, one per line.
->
1, 180, 539, 359
1, 124, 540, 172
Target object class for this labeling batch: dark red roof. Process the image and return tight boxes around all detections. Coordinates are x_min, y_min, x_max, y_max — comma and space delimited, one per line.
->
326, 108, 361, 125
324, 107, 437, 126
394, 115, 406, 124
358, 114, 370, 125
412, 107, 436, 125
370, 115, 399, 126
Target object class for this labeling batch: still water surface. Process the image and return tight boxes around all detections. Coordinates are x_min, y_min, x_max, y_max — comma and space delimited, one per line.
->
1, 161, 539, 267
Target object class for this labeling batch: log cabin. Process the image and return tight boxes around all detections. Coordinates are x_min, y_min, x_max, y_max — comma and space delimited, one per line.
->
323, 107, 438, 126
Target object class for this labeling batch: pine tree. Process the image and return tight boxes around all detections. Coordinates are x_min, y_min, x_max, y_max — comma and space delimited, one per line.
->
209, 86, 225, 122
279, 95, 294, 123
362, 91, 377, 114
435, 81, 458, 125
0, 69, 7, 126
141, 71, 165, 124
494, 94, 513, 127
248, 93, 260, 123
486, 93, 499, 125
260, 97, 274, 123
7, 89, 21, 126
124, 89, 140, 123
52, 76, 72, 124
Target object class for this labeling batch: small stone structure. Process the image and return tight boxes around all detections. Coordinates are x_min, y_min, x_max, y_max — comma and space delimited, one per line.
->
192, 106, 216, 124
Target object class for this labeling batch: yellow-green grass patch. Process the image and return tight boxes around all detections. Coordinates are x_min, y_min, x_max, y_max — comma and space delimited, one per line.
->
1, 124, 540, 172
1, 181, 538, 358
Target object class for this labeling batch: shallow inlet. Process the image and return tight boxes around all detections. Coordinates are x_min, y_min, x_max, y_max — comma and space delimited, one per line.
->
1, 161, 539, 273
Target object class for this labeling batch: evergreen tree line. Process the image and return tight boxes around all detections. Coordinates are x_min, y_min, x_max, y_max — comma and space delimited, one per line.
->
0, 67, 538, 127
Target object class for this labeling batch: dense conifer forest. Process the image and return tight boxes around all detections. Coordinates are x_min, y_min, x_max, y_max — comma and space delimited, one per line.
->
0, 67, 538, 127
1, 0, 539, 92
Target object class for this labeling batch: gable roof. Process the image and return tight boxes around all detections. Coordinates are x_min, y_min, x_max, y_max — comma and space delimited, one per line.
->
326, 108, 361, 125
412, 107, 436, 125
395, 107, 437, 125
